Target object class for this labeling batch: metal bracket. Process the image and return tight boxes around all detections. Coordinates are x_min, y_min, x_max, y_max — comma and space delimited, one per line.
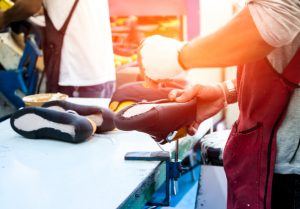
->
125, 150, 184, 206
125, 151, 171, 206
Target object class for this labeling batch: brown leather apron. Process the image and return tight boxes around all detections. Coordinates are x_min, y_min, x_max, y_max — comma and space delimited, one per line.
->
43, 0, 79, 93
223, 49, 300, 209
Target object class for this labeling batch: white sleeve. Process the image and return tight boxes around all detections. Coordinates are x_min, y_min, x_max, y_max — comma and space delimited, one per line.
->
247, 0, 300, 47
43, 0, 76, 30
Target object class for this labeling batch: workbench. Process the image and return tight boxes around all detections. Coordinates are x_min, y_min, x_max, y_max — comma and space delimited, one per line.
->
0, 98, 212, 209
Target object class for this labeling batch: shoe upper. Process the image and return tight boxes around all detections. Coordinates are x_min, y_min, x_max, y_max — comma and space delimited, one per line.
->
109, 81, 173, 112
42, 100, 115, 133
96, 107, 115, 133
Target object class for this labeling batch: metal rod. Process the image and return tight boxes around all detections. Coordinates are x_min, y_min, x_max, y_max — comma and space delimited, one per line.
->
175, 139, 179, 162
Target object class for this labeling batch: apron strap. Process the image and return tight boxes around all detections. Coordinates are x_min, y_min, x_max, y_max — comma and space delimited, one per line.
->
60, 0, 79, 33
282, 48, 300, 87
43, 0, 79, 33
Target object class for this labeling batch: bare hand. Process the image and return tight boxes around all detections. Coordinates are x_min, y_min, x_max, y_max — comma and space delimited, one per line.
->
169, 84, 225, 135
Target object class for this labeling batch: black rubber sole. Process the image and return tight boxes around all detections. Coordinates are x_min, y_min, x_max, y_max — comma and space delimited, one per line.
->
10, 107, 93, 143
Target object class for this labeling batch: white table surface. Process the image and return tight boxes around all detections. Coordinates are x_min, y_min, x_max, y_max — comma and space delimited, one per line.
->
0, 98, 212, 209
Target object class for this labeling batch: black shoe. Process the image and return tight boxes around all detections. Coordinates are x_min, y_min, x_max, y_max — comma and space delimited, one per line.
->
10, 107, 94, 143
114, 98, 197, 144
42, 100, 115, 133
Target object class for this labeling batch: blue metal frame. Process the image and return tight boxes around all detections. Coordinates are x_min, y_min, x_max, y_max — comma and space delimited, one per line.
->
0, 34, 42, 108
124, 150, 186, 206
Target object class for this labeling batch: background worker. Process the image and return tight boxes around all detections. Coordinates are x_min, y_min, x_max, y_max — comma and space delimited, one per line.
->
0, 0, 116, 98
138, 0, 300, 209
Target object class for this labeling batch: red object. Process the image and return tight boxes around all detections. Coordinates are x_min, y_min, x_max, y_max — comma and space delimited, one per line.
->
223, 49, 300, 209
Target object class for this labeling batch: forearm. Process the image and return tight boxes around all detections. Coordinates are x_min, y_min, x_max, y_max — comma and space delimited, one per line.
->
2, 0, 42, 27
179, 7, 275, 68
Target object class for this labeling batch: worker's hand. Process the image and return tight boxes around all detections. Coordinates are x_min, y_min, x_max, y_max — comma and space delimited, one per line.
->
169, 84, 225, 135
138, 35, 187, 84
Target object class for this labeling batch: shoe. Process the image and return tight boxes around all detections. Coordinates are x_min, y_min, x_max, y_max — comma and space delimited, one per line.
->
109, 81, 187, 112
114, 98, 197, 144
10, 107, 94, 143
42, 100, 115, 133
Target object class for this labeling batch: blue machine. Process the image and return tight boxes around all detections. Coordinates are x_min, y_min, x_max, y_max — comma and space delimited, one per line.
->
0, 34, 42, 108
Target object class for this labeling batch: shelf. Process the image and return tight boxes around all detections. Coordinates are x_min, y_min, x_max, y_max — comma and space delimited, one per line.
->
109, 0, 200, 40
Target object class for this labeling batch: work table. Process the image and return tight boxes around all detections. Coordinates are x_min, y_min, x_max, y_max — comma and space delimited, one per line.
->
0, 98, 211, 209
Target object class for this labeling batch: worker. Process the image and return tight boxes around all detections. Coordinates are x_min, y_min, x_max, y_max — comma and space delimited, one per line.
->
138, 0, 300, 209
0, 0, 116, 98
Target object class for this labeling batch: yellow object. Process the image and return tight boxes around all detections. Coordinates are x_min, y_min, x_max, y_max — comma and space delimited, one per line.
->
114, 54, 133, 65
174, 127, 188, 140
0, 0, 14, 11
113, 53, 138, 68
23, 93, 68, 107
109, 100, 136, 112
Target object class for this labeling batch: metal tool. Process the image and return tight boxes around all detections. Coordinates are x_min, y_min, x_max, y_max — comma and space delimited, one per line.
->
124, 131, 187, 206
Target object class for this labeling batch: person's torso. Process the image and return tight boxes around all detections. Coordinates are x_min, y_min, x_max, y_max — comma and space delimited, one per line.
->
247, 0, 300, 174
43, 0, 116, 86
259, 34, 300, 174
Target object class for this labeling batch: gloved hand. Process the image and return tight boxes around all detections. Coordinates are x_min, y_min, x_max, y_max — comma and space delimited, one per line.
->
139, 35, 187, 83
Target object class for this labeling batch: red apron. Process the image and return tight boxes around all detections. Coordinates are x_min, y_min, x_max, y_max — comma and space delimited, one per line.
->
223, 49, 300, 209
43, 0, 79, 93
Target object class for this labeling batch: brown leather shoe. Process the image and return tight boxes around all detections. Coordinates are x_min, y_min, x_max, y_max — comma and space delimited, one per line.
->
109, 80, 190, 112
114, 98, 197, 144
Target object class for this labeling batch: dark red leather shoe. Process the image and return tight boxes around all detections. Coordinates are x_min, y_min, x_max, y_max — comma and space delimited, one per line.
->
114, 98, 197, 144
42, 100, 115, 133
109, 81, 188, 112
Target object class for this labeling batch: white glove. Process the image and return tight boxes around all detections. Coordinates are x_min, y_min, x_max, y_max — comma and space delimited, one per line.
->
139, 35, 187, 81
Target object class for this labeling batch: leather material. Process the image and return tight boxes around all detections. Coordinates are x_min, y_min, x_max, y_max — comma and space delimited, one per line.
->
109, 81, 188, 112
110, 82, 172, 105
114, 98, 197, 144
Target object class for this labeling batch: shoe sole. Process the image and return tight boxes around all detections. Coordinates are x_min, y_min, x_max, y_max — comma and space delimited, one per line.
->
10, 107, 93, 143
114, 99, 197, 144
